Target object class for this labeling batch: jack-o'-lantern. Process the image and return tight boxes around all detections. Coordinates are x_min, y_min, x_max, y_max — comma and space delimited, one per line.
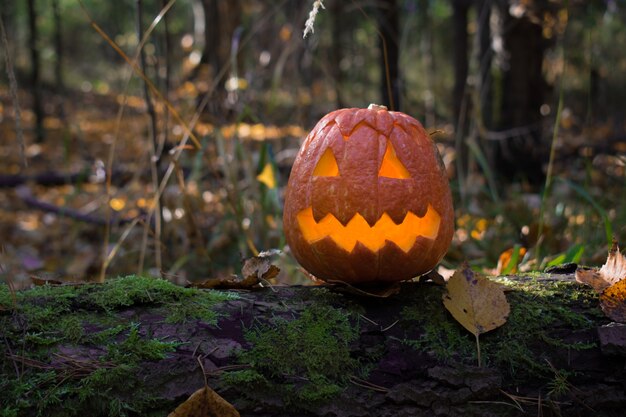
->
283, 104, 454, 284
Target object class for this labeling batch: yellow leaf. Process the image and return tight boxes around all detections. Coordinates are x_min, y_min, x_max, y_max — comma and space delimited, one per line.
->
495, 246, 527, 275
443, 265, 510, 337
600, 279, 626, 323
576, 240, 626, 292
443, 265, 510, 366
168, 386, 240, 417
256, 163, 276, 189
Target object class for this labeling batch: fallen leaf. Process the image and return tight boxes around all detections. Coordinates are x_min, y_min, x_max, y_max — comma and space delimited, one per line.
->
190, 250, 280, 290
241, 250, 281, 282
600, 279, 626, 323
443, 265, 510, 336
576, 240, 626, 292
31, 275, 64, 286
443, 264, 510, 366
168, 386, 240, 417
496, 245, 527, 275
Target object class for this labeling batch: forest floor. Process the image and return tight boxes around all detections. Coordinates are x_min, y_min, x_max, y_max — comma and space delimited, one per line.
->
1, 85, 626, 289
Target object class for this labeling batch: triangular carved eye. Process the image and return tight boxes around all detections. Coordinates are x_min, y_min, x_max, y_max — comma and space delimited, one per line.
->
313, 148, 339, 177
379, 140, 410, 179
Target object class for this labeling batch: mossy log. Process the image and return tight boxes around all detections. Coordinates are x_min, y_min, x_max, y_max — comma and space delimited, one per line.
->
1, 274, 625, 417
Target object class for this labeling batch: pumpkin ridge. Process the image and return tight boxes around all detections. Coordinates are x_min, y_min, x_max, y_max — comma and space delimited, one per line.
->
308, 120, 337, 145
390, 120, 422, 139
340, 120, 381, 137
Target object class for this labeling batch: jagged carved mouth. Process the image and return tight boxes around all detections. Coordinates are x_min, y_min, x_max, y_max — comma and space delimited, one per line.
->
296, 205, 441, 253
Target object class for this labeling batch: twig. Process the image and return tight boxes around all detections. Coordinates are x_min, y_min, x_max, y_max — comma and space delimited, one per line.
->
3, 335, 21, 378
358, 314, 379, 327
207, 364, 251, 376
381, 320, 398, 332
15, 185, 140, 226
348, 376, 388, 393
136, 0, 163, 274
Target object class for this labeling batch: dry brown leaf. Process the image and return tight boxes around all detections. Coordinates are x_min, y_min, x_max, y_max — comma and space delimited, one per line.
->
576, 241, 626, 292
600, 279, 626, 323
189, 250, 280, 290
241, 250, 281, 282
443, 265, 510, 337
168, 386, 240, 417
31, 275, 64, 286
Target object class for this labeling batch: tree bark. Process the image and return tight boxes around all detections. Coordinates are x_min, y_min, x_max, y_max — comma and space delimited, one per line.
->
1, 274, 624, 416
418, 0, 436, 127
489, 4, 548, 185
377, 0, 400, 111
452, 0, 472, 132
197, 0, 241, 119
476, 0, 492, 130
452, 0, 472, 182
26, 0, 44, 143
52, 0, 64, 96
330, 0, 346, 108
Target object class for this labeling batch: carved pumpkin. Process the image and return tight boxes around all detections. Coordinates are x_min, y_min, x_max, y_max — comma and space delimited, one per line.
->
283, 104, 454, 284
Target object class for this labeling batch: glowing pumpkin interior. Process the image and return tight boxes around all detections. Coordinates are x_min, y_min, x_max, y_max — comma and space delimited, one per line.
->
296, 139, 441, 253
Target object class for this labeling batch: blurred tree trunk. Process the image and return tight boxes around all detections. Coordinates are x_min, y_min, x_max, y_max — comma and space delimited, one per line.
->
476, 0, 492, 130
1, 0, 16, 60
199, 0, 241, 120
453, 0, 549, 186
52, 0, 67, 123
490, 3, 548, 185
377, 0, 400, 111
418, 0, 436, 127
330, 0, 345, 108
27, 0, 44, 143
452, 0, 472, 181
53, 0, 64, 94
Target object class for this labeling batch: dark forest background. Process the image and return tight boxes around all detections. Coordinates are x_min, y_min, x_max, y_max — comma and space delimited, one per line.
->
1, 0, 625, 287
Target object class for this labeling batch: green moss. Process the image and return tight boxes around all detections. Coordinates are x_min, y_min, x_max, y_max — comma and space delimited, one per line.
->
107, 322, 179, 362
87, 324, 127, 345
484, 280, 597, 377
401, 278, 599, 379
0, 276, 237, 416
0, 283, 15, 310
80, 275, 188, 311
401, 286, 475, 361
164, 291, 239, 325
225, 304, 361, 405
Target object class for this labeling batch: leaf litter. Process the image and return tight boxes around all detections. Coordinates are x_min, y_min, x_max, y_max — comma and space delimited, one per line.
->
576, 240, 626, 323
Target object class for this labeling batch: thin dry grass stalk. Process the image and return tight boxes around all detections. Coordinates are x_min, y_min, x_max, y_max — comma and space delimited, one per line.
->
303, 0, 325, 38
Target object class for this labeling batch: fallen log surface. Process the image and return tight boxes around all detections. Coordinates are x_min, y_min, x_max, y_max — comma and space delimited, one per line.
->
1, 274, 624, 417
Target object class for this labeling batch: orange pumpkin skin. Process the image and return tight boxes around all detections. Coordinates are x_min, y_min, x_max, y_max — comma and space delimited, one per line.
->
283, 106, 454, 284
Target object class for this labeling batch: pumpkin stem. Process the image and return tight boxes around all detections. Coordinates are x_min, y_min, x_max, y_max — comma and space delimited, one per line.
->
367, 104, 388, 111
